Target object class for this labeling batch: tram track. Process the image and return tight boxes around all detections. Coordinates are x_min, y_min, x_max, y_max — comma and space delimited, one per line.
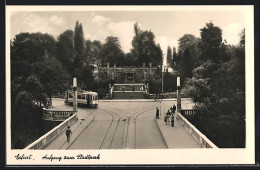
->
66, 108, 117, 150
66, 102, 174, 149
98, 109, 118, 149
59, 108, 98, 150
96, 104, 130, 149
124, 102, 174, 149
123, 107, 157, 149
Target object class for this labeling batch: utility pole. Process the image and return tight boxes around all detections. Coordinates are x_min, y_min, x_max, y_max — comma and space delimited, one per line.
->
73, 77, 77, 112
177, 76, 181, 112
162, 65, 164, 95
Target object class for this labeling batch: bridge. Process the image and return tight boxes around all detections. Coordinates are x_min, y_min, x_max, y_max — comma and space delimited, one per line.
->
25, 98, 218, 150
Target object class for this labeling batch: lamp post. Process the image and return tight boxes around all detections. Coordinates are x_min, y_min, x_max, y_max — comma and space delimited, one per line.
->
162, 65, 164, 95
73, 77, 77, 112
177, 76, 181, 112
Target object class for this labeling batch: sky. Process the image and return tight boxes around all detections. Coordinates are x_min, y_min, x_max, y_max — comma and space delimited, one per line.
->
9, 7, 246, 65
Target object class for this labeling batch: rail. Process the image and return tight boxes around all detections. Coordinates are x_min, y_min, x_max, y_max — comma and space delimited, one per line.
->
176, 112, 218, 148
181, 109, 195, 116
42, 109, 77, 121
111, 85, 114, 98
24, 114, 78, 150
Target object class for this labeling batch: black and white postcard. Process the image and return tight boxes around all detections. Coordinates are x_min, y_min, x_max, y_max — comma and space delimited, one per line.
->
6, 5, 255, 165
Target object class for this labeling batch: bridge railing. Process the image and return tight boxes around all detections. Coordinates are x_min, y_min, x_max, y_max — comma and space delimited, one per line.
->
24, 114, 78, 150
176, 112, 218, 148
42, 109, 76, 121
111, 85, 114, 98
181, 109, 195, 116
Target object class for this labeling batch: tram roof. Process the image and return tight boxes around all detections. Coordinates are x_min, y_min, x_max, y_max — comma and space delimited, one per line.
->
82, 91, 98, 95
67, 90, 98, 95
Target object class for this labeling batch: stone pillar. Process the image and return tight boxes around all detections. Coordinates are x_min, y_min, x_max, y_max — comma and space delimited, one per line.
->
142, 63, 146, 81
149, 62, 152, 74
73, 77, 77, 112
107, 62, 110, 79
113, 64, 116, 80
109, 83, 111, 98
177, 77, 181, 112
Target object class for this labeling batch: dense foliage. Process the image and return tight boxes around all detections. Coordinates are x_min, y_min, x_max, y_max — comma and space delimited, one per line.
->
184, 24, 245, 148
130, 23, 163, 66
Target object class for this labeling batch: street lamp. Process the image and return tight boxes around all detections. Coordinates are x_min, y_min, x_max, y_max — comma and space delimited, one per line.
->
73, 77, 77, 112
162, 65, 164, 95
177, 76, 181, 112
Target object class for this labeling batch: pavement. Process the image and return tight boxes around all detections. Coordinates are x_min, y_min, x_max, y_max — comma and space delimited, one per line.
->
44, 111, 202, 150
99, 98, 180, 102
44, 113, 95, 150
43, 99, 201, 149
155, 112, 202, 148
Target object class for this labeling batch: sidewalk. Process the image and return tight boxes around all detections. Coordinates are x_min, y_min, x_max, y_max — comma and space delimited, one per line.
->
44, 114, 94, 150
155, 113, 202, 148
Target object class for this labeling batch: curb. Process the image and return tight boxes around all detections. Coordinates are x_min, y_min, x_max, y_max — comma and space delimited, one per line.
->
154, 118, 169, 149
99, 99, 177, 102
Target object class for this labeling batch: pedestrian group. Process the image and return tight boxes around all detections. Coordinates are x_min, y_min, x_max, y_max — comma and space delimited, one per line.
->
156, 104, 176, 127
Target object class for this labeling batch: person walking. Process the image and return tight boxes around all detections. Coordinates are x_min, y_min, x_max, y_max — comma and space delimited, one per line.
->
171, 114, 175, 127
173, 104, 176, 114
66, 126, 72, 142
164, 114, 167, 125
156, 107, 159, 119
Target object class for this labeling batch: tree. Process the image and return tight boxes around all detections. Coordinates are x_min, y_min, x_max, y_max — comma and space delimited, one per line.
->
131, 23, 163, 66
77, 64, 95, 90
180, 49, 193, 79
32, 56, 70, 103
11, 32, 57, 78
178, 34, 199, 54
11, 32, 69, 148
178, 34, 200, 65
163, 72, 177, 92
186, 24, 245, 148
56, 30, 75, 74
166, 46, 172, 67
73, 21, 85, 71
172, 47, 177, 67
85, 40, 102, 66
125, 53, 136, 66
172, 34, 200, 85
100, 36, 125, 67
239, 28, 245, 47
198, 22, 222, 63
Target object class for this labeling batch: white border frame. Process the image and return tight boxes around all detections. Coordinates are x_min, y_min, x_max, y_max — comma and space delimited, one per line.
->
6, 5, 255, 165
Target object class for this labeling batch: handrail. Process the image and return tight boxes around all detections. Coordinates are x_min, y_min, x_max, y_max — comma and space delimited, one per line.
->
42, 109, 77, 121
176, 112, 218, 148
24, 114, 78, 150
181, 109, 195, 116
111, 85, 114, 98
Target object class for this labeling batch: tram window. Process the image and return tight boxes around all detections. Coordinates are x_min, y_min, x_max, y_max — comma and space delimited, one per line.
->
77, 94, 82, 99
69, 94, 73, 98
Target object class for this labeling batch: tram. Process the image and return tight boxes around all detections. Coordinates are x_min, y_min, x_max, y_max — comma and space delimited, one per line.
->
64, 90, 98, 108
